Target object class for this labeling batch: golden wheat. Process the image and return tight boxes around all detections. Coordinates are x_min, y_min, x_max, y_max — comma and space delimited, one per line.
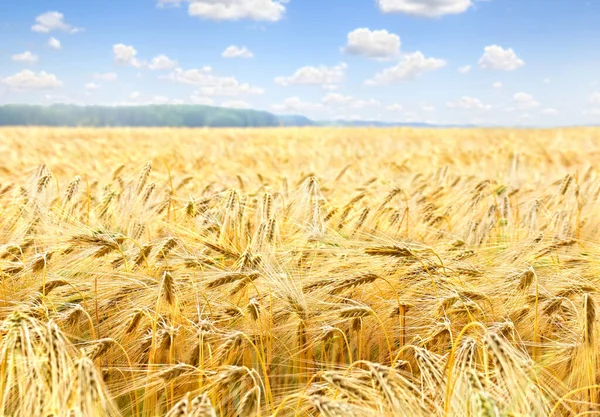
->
0, 127, 599, 416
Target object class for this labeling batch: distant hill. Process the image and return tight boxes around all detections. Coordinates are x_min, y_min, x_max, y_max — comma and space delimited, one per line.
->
319, 119, 437, 128
0, 104, 283, 127
0, 103, 455, 128
277, 114, 316, 127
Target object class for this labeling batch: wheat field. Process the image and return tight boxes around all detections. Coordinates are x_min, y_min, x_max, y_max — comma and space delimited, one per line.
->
1, 127, 600, 416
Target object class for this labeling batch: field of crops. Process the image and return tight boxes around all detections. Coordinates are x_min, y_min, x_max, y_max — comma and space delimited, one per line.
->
0, 127, 599, 416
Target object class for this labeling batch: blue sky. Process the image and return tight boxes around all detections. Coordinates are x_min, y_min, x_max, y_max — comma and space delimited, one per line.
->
1, 0, 599, 126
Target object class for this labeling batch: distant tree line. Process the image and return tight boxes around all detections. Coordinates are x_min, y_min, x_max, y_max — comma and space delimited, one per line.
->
0, 104, 315, 127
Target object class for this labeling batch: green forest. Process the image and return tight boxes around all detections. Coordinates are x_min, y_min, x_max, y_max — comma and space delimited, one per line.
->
0, 104, 315, 127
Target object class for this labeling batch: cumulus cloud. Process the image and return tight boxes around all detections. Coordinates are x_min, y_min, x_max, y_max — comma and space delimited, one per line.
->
12, 51, 38, 64
322, 93, 380, 108
589, 92, 600, 104
365, 52, 445, 85
149, 96, 184, 105
275, 63, 347, 88
113, 46, 175, 70
493, 81, 503, 89
273, 93, 381, 117
446, 96, 491, 110
1, 70, 62, 90
422, 105, 435, 112
113, 44, 146, 68
222, 45, 254, 59
165, 67, 264, 96
48, 37, 61, 49
85, 82, 100, 91
513, 92, 540, 109
148, 54, 178, 70
376, 0, 472, 17
41, 94, 62, 102
158, 0, 288, 21
189, 94, 215, 105
479, 45, 524, 71
93, 72, 118, 81
342, 28, 401, 59
32, 11, 82, 34
322, 93, 355, 106
149, 96, 170, 104
458, 65, 471, 74
386, 104, 403, 112
43, 94, 83, 105
271, 97, 325, 113
112, 95, 185, 106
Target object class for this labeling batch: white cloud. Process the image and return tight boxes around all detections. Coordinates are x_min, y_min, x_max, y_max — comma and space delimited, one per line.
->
93, 72, 118, 81
386, 104, 403, 112
458, 65, 471, 74
275, 63, 347, 88
447, 96, 491, 110
165, 67, 264, 96
148, 54, 178, 70
543, 78, 551, 84
513, 92, 540, 109
222, 100, 251, 108
342, 28, 401, 59
273, 93, 382, 116
190, 94, 214, 105
493, 81, 503, 89
422, 105, 435, 112
336, 114, 368, 121
11, 51, 38, 64
165, 98, 186, 105
1, 70, 62, 90
589, 92, 600, 104
112, 95, 184, 106
322, 93, 354, 106
44, 94, 81, 104
113, 44, 146, 68
85, 82, 100, 91
541, 108, 558, 115
376, 0, 472, 17
203, 83, 263, 96
271, 97, 325, 113
222, 45, 254, 58
152, 96, 170, 104
161, 0, 288, 21
365, 52, 446, 85
48, 37, 61, 50
322, 93, 380, 108
479, 45, 524, 71
32, 11, 82, 34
